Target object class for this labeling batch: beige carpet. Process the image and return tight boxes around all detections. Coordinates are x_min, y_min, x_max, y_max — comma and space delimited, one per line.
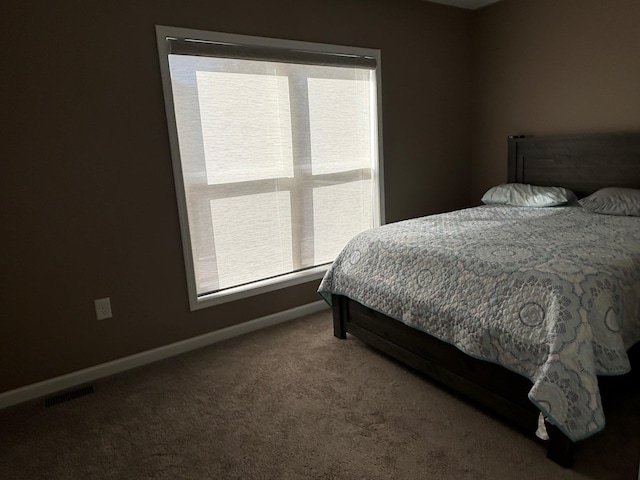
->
0, 310, 638, 479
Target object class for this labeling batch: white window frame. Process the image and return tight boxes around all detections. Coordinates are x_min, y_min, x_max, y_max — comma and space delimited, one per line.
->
155, 25, 385, 310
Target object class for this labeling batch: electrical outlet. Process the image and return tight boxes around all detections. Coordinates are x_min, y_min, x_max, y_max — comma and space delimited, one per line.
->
94, 297, 112, 320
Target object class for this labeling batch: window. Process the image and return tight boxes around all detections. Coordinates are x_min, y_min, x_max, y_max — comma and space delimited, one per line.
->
156, 26, 384, 310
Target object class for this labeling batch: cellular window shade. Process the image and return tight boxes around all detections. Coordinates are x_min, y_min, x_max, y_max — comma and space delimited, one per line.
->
165, 35, 380, 298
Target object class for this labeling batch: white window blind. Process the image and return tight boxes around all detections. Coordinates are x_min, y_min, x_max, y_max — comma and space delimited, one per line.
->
156, 26, 384, 309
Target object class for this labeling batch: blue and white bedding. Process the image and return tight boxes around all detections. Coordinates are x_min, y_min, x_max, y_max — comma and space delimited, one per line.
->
318, 205, 640, 442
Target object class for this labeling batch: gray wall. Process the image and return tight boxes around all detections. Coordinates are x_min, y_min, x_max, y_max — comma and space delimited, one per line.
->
0, 0, 472, 393
471, 0, 640, 201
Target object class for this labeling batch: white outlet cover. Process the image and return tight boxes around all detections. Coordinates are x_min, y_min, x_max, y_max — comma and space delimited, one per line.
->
94, 297, 112, 320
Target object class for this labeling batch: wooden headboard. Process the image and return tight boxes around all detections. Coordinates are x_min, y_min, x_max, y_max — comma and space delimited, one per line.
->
507, 133, 640, 198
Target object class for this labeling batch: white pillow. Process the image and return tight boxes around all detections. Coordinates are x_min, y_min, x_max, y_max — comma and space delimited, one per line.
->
579, 187, 640, 216
482, 183, 575, 207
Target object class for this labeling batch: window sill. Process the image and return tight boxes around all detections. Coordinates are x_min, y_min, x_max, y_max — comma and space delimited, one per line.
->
189, 265, 329, 311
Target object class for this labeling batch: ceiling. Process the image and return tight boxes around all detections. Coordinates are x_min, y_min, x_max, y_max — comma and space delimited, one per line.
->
426, 0, 500, 9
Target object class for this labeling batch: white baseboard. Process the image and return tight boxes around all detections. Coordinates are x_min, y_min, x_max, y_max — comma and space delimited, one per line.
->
0, 300, 328, 409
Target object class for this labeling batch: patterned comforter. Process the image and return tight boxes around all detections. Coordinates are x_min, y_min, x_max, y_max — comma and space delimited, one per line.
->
318, 205, 640, 441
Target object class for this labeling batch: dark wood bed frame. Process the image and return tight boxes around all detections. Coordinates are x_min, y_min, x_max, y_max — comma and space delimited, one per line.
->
332, 132, 640, 467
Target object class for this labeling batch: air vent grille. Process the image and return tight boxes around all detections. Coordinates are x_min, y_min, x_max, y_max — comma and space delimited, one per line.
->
44, 385, 96, 407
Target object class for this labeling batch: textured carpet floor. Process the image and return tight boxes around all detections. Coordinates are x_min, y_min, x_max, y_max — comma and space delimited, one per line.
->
0, 310, 638, 479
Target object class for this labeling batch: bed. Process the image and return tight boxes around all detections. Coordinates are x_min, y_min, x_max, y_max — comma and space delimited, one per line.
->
318, 132, 640, 467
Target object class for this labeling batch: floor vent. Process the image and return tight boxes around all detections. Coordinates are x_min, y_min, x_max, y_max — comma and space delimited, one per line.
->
44, 385, 96, 407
